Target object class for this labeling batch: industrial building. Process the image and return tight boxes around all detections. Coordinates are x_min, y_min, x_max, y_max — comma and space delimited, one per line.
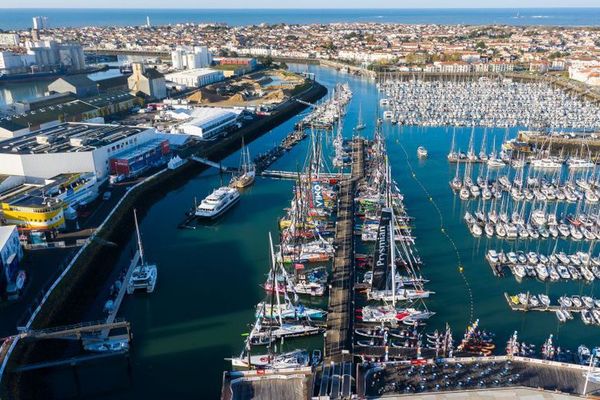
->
109, 139, 170, 179
48, 75, 99, 97
0, 123, 160, 180
171, 46, 212, 70
174, 107, 242, 139
165, 68, 224, 89
0, 90, 139, 138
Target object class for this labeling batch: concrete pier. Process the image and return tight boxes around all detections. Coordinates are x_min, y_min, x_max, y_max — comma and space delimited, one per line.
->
324, 139, 364, 362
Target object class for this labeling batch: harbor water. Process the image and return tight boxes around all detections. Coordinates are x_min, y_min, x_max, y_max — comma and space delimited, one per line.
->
37, 64, 600, 398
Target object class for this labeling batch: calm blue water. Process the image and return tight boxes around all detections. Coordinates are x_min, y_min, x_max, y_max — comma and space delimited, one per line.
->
1, 8, 600, 29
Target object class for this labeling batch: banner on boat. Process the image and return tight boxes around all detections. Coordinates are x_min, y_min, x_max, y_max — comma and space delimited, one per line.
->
371, 208, 392, 291
311, 182, 324, 209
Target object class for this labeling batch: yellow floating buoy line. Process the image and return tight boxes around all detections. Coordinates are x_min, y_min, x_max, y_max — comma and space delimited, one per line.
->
396, 139, 475, 322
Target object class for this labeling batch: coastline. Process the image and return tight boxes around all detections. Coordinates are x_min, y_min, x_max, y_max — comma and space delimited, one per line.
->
0, 78, 327, 399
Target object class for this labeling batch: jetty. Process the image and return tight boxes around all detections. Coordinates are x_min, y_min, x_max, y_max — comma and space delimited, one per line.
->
324, 138, 364, 362
261, 170, 350, 180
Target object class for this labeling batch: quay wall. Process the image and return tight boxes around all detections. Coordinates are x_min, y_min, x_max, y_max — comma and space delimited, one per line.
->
1, 80, 327, 400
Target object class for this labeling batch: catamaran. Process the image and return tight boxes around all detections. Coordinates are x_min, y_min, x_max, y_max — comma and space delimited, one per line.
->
195, 186, 240, 219
127, 209, 157, 294
230, 138, 256, 189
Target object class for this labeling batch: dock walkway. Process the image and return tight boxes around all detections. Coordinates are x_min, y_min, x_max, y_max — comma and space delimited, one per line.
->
324, 139, 365, 362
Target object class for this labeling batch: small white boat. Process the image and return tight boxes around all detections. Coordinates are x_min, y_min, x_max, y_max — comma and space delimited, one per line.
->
417, 146, 428, 158
84, 338, 129, 353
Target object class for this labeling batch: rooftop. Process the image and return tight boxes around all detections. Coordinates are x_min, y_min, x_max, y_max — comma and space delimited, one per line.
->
0, 123, 148, 155
0, 90, 137, 133
165, 68, 222, 79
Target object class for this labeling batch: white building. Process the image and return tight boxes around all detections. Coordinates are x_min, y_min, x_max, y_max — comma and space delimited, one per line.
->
0, 51, 34, 73
171, 46, 212, 70
569, 66, 600, 86
174, 107, 241, 139
0, 123, 161, 180
25, 40, 85, 71
0, 33, 19, 47
32, 16, 48, 30
165, 68, 224, 88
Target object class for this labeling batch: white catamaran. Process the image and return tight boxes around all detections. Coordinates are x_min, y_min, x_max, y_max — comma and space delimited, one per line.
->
127, 209, 158, 294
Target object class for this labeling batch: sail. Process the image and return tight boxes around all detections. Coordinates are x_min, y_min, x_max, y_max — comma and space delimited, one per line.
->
371, 207, 392, 291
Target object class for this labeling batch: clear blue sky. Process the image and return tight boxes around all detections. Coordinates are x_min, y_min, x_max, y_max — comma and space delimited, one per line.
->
2, 1, 600, 8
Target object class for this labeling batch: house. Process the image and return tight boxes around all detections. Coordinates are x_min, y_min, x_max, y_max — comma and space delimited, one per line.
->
128, 62, 167, 100
48, 75, 99, 97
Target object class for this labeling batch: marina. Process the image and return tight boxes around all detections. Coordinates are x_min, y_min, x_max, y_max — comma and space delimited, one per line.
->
9, 64, 600, 398
378, 78, 600, 129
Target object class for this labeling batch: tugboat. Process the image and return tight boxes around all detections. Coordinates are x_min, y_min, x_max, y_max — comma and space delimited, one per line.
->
127, 209, 158, 294
417, 146, 428, 159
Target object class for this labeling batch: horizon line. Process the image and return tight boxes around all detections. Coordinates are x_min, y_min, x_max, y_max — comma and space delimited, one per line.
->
2, 6, 600, 10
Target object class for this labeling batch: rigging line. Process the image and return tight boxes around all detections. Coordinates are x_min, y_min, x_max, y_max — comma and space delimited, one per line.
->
396, 139, 475, 322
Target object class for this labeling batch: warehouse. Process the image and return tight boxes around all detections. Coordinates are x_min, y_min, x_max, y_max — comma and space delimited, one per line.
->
165, 68, 224, 88
0, 90, 139, 138
0, 122, 160, 180
109, 139, 170, 179
175, 107, 242, 140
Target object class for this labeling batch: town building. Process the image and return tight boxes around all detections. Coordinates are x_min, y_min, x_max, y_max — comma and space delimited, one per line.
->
165, 68, 224, 88
32, 16, 47, 30
128, 62, 167, 100
0, 33, 20, 47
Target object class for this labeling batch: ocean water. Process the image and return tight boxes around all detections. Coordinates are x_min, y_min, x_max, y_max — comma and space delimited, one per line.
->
24, 64, 600, 398
1, 8, 600, 29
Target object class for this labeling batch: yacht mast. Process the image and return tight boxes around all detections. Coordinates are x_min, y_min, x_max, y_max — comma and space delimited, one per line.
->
134, 209, 145, 267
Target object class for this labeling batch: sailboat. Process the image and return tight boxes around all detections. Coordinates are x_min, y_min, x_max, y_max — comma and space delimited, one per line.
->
355, 104, 366, 131
127, 209, 158, 294
230, 138, 256, 189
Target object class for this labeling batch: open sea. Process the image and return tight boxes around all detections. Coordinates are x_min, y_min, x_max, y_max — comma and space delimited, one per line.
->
0, 8, 600, 29
22, 64, 600, 398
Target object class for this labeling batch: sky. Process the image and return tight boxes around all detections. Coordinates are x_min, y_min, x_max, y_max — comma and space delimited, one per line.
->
2, 1, 600, 8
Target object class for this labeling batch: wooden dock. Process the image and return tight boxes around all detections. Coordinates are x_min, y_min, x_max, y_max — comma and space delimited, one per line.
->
324, 139, 365, 363
261, 170, 350, 180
